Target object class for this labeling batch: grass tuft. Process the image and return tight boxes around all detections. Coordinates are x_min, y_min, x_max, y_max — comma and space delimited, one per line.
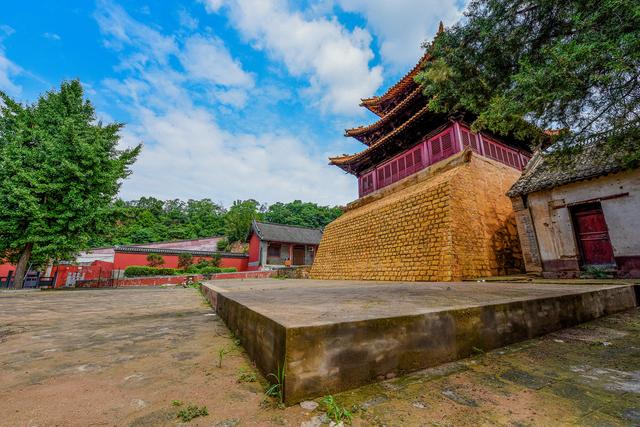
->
322, 395, 352, 424
176, 404, 208, 422
265, 362, 286, 406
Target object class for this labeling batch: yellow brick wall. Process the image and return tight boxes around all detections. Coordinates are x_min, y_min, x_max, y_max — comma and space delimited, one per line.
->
449, 155, 524, 279
310, 151, 524, 281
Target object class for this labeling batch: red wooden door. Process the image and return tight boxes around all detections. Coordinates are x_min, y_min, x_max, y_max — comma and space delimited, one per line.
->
571, 203, 615, 265
292, 246, 305, 265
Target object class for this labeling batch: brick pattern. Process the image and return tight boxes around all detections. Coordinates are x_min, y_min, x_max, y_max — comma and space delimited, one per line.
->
311, 152, 524, 281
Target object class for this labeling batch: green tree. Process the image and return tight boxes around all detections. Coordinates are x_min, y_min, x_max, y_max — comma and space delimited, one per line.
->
146, 253, 164, 267
177, 253, 193, 270
185, 199, 226, 237
415, 0, 640, 159
264, 200, 342, 228
0, 80, 140, 288
224, 199, 263, 243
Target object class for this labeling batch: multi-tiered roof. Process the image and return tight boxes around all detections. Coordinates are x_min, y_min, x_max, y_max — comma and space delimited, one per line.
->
329, 50, 439, 175
330, 24, 530, 178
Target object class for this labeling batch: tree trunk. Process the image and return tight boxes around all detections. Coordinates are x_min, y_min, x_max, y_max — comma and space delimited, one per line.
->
13, 243, 33, 289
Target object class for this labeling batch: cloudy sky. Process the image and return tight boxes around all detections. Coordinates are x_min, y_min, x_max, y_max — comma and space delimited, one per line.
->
1, 0, 466, 206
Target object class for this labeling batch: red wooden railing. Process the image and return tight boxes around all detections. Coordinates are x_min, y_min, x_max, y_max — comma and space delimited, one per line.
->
357, 122, 531, 197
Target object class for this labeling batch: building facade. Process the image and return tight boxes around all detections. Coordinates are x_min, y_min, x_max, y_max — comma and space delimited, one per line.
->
311, 42, 532, 281
247, 221, 322, 270
508, 140, 640, 278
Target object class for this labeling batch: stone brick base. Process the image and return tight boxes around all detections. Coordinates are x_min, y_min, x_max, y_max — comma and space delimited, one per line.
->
310, 150, 524, 281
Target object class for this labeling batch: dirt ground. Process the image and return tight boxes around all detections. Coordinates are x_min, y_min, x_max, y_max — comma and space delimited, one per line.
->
1, 286, 639, 426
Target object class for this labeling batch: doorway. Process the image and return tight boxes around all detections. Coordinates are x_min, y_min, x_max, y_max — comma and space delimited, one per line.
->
292, 245, 305, 265
570, 202, 615, 266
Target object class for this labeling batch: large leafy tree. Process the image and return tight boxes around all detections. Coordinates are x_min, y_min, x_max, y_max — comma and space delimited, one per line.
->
416, 0, 640, 161
224, 199, 264, 243
264, 200, 342, 229
0, 80, 140, 288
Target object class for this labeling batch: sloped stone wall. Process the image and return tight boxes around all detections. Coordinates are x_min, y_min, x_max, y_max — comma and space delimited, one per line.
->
448, 155, 524, 278
310, 151, 524, 281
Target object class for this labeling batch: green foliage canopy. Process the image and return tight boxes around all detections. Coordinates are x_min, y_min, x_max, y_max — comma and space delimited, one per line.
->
223, 199, 264, 243
0, 80, 140, 286
416, 0, 640, 158
87, 198, 343, 248
264, 200, 342, 229
90, 197, 226, 246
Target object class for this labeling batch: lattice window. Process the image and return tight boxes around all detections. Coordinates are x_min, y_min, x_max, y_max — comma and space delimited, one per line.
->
460, 127, 479, 152
428, 129, 456, 163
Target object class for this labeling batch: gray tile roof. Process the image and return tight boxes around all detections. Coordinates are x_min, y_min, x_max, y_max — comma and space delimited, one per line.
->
507, 140, 633, 197
250, 221, 323, 245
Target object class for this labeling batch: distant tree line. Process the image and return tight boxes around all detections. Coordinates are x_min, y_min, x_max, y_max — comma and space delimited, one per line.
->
89, 198, 343, 248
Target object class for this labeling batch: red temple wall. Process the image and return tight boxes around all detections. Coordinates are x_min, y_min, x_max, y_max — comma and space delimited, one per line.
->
247, 233, 262, 271
113, 252, 248, 271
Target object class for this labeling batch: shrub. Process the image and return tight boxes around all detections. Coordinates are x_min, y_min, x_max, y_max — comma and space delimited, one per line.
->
194, 266, 238, 275
124, 266, 155, 277
146, 253, 164, 267
124, 266, 178, 277
177, 253, 193, 270
217, 238, 229, 251
211, 254, 222, 267
199, 266, 222, 275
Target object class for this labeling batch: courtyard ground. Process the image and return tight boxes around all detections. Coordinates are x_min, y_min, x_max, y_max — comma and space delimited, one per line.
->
1, 286, 639, 426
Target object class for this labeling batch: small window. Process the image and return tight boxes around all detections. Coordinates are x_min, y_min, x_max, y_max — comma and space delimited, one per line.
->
267, 244, 280, 258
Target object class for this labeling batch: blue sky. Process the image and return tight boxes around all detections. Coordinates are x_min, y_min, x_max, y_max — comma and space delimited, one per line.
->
0, 0, 466, 206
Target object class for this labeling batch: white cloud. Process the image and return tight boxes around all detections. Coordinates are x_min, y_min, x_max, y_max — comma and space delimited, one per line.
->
0, 51, 21, 96
0, 25, 15, 37
95, 0, 177, 66
178, 9, 199, 30
43, 32, 61, 41
179, 35, 253, 88
0, 28, 21, 96
95, 0, 356, 205
118, 108, 354, 205
199, 0, 225, 14
336, 0, 466, 70
205, 0, 383, 116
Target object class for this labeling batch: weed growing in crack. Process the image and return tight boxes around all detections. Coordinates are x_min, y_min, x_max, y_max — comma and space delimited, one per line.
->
265, 362, 285, 406
217, 346, 230, 368
237, 367, 257, 383
322, 395, 352, 424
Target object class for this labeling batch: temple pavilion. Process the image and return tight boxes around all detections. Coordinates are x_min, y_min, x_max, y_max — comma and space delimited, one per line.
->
310, 29, 533, 281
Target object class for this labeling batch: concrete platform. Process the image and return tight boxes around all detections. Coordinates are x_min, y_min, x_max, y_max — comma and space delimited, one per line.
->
201, 279, 639, 404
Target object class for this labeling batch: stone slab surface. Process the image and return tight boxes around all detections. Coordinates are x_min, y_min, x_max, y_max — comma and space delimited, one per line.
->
203, 279, 638, 404
206, 279, 633, 326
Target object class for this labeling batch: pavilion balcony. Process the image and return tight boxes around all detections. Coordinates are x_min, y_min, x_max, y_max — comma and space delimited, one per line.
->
357, 123, 531, 198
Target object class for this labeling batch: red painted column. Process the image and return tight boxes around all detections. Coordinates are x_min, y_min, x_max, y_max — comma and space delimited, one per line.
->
454, 122, 464, 153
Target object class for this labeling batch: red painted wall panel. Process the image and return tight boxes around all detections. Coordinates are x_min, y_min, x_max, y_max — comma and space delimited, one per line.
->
247, 233, 261, 270
0, 263, 14, 276
113, 252, 248, 271
53, 261, 114, 287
